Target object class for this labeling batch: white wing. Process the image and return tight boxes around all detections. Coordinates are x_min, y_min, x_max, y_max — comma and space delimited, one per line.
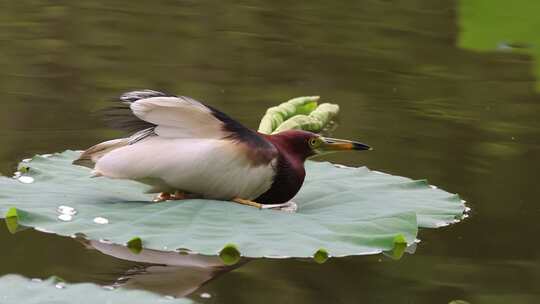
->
130, 96, 226, 139
84, 90, 278, 200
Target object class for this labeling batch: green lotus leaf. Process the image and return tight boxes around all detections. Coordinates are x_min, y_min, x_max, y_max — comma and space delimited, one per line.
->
0, 274, 192, 304
0, 151, 466, 258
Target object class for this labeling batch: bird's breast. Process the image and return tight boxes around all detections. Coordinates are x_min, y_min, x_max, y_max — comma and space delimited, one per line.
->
254, 154, 305, 205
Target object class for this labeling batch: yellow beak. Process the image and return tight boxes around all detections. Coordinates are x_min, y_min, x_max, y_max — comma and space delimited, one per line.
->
320, 137, 372, 152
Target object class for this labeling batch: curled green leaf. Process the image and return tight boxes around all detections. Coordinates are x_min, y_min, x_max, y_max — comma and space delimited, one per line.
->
258, 96, 320, 134
273, 103, 340, 134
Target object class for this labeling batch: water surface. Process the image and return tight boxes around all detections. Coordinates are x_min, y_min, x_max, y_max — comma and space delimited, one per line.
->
1, 1, 539, 303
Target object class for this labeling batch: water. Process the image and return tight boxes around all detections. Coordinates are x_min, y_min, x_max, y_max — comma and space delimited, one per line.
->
1, 0, 539, 303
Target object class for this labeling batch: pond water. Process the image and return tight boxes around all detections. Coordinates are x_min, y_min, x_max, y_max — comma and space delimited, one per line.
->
1, 0, 539, 303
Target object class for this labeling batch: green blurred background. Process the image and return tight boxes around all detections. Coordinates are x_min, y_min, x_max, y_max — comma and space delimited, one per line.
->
0, 0, 539, 303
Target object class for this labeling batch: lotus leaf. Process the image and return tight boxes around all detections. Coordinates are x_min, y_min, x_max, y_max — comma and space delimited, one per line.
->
0, 274, 192, 304
0, 151, 466, 259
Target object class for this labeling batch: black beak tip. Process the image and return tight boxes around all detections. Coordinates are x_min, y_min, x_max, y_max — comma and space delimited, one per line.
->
353, 142, 372, 151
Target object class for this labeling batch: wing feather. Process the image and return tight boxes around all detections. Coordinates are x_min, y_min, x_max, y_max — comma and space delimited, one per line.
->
130, 96, 225, 139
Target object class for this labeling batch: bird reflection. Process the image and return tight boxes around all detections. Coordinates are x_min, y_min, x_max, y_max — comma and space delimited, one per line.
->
82, 239, 247, 298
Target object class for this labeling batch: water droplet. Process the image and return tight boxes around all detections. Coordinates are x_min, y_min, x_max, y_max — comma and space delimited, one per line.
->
17, 176, 34, 184
93, 217, 109, 224
200, 293, 212, 299
57, 214, 73, 222
55, 282, 66, 289
57, 205, 77, 215
429, 185, 438, 189
102, 285, 115, 291
30, 278, 42, 283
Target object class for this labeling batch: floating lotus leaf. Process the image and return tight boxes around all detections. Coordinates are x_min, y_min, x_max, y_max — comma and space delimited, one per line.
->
0, 151, 466, 259
0, 274, 191, 304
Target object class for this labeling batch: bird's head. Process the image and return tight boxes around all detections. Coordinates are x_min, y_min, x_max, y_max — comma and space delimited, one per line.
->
268, 130, 371, 161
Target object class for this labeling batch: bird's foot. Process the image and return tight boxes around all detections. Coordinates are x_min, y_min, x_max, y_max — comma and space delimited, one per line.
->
153, 191, 187, 202
232, 198, 263, 209
171, 190, 186, 200
153, 192, 171, 202
261, 201, 298, 213
231, 198, 298, 212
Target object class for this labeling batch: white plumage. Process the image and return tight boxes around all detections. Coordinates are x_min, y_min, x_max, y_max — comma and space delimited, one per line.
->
76, 91, 277, 201
130, 96, 225, 139
95, 137, 275, 200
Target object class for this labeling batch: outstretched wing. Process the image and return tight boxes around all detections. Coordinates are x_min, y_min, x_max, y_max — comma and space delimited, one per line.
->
106, 90, 226, 139
75, 90, 276, 168
110, 90, 276, 149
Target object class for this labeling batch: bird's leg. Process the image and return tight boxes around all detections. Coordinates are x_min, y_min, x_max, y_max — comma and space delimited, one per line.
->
171, 190, 186, 200
153, 192, 171, 202
232, 198, 263, 209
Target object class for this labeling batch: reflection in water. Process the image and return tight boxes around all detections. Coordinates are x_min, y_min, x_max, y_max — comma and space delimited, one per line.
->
118, 265, 220, 298
85, 240, 246, 297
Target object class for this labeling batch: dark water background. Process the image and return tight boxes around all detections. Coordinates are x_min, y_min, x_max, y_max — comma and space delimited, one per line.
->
1, 0, 539, 303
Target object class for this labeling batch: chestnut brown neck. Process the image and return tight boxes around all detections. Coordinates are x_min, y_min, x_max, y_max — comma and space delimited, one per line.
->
254, 131, 314, 205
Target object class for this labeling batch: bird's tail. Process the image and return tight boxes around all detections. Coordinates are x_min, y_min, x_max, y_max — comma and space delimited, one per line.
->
73, 138, 129, 168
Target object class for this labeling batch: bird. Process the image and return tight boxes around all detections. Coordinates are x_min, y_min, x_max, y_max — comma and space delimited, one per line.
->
73, 90, 371, 209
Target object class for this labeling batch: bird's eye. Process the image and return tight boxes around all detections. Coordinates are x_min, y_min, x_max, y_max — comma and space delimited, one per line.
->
309, 138, 319, 147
